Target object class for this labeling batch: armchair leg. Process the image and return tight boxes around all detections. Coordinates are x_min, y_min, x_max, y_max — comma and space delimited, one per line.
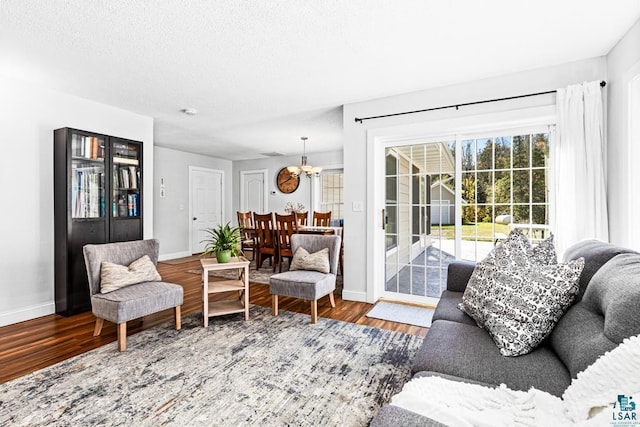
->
175, 306, 182, 330
328, 292, 336, 308
272, 295, 279, 316
93, 317, 104, 336
311, 300, 318, 324
117, 322, 127, 352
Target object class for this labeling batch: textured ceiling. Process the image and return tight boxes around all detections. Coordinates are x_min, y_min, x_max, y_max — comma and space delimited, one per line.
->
1, 1, 639, 160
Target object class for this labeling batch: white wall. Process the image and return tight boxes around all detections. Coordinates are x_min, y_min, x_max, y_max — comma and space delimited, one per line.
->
0, 76, 154, 327
343, 57, 606, 302
606, 17, 640, 248
154, 146, 233, 260
232, 150, 343, 216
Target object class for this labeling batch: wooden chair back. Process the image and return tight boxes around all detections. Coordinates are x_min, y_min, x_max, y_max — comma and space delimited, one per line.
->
312, 211, 332, 227
275, 213, 296, 256
293, 211, 308, 229
237, 211, 254, 239
253, 213, 276, 249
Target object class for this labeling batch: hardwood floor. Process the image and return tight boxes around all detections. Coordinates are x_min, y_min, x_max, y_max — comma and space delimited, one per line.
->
0, 259, 427, 384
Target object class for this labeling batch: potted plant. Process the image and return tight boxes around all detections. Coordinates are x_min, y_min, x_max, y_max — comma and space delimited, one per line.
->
201, 222, 242, 263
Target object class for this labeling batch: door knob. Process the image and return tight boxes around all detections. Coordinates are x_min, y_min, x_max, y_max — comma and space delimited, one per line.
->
193, 217, 197, 220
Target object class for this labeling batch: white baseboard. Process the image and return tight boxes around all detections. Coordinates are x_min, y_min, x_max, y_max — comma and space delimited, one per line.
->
0, 302, 55, 327
341, 289, 367, 303
158, 251, 192, 261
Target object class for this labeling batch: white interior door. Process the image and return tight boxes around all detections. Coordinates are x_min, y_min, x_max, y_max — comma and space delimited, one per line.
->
190, 167, 224, 254
240, 169, 268, 213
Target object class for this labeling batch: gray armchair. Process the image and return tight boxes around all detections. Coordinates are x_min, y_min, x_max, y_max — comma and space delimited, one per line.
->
83, 239, 183, 351
269, 234, 341, 324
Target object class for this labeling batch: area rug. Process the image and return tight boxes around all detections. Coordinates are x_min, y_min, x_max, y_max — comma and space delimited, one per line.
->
188, 258, 344, 290
366, 301, 435, 328
0, 306, 421, 426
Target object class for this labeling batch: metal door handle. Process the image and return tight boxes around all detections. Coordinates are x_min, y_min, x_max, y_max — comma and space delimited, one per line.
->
381, 209, 385, 230
193, 217, 197, 221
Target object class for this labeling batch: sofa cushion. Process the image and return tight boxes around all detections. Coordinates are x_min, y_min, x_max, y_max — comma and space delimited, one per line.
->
412, 371, 496, 388
550, 253, 640, 378
91, 281, 183, 323
411, 320, 571, 396
269, 270, 336, 300
581, 253, 640, 343
481, 257, 584, 356
562, 239, 638, 301
369, 404, 447, 427
446, 260, 477, 293
431, 291, 476, 326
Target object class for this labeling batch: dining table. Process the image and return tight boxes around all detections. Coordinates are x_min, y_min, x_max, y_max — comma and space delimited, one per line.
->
296, 225, 343, 237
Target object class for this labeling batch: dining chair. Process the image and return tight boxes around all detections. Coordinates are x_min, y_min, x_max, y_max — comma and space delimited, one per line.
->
275, 213, 297, 272
312, 211, 332, 227
254, 212, 277, 271
237, 210, 256, 260
293, 211, 308, 230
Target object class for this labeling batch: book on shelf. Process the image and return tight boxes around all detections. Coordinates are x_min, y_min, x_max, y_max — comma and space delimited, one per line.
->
71, 168, 104, 219
120, 168, 130, 189
128, 166, 138, 189
133, 193, 139, 216
72, 134, 103, 160
113, 156, 139, 166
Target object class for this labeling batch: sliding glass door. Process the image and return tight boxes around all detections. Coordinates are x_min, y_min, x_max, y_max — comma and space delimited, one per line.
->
380, 126, 551, 305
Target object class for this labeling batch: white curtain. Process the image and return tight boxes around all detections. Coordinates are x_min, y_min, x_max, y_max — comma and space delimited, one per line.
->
551, 81, 608, 257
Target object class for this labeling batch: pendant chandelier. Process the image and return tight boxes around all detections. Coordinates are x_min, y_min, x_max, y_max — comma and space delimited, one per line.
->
287, 136, 322, 177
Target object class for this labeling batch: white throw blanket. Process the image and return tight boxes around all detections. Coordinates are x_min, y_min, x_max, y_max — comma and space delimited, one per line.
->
390, 334, 640, 426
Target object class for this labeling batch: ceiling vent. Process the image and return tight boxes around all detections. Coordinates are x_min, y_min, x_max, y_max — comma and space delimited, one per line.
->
260, 152, 284, 157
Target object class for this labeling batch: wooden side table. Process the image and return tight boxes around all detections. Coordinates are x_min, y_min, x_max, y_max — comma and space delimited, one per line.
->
200, 256, 250, 327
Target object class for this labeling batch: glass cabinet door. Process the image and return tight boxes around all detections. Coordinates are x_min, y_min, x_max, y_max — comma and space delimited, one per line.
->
71, 133, 106, 219
111, 141, 141, 219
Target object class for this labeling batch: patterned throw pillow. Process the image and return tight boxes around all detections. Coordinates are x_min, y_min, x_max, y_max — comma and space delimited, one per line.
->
482, 257, 584, 356
100, 255, 162, 293
459, 229, 556, 327
289, 247, 331, 274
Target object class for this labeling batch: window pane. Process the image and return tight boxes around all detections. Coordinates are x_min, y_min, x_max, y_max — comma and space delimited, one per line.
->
532, 169, 548, 203
461, 172, 476, 206
512, 135, 531, 168
386, 177, 397, 203
493, 171, 511, 204
462, 140, 476, 171
532, 205, 548, 225
532, 134, 549, 168
512, 170, 530, 203
462, 203, 477, 225
476, 138, 493, 170
513, 205, 530, 224
494, 136, 512, 170
385, 152, 397, 175
475, 171, 491, 204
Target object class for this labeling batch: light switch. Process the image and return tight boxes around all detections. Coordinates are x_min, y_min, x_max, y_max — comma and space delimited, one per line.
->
352, 201, 363, 212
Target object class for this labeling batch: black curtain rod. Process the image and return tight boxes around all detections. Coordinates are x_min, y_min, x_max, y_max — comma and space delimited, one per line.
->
354, 80, 607, 124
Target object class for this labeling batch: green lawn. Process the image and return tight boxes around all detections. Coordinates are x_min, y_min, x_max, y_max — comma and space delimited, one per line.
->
437, 222, 510, 242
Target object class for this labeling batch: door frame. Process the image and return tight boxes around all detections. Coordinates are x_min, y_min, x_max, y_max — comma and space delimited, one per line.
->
239, 169, 268, 213
189, 166, 225, 254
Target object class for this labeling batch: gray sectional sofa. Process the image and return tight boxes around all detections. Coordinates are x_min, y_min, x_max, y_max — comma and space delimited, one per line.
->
371, 240, 640, 426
